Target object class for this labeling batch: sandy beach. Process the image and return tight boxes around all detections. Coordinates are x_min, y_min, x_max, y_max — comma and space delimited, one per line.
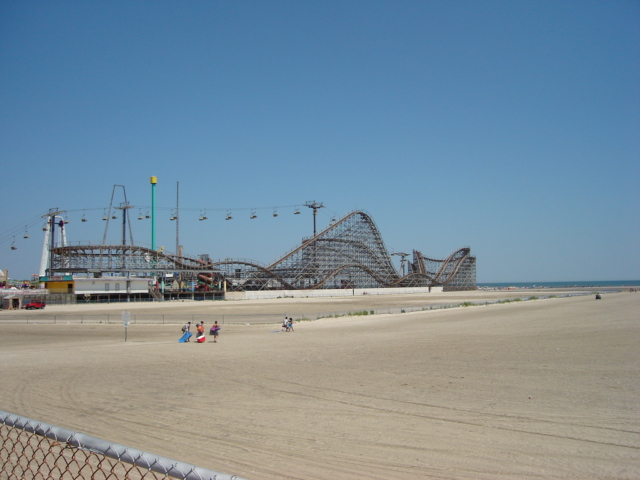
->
1, 289, 639, 479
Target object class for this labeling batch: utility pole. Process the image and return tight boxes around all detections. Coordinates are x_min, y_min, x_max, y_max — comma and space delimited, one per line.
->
175, 181, 181, 290
391, 252, 409, 276
116, 202, 133, 245
304, 201, 325, 287
150, 176, 157, 251
175, 181, 180, 255
304, 201, 324, 237
41, 208, 65, 277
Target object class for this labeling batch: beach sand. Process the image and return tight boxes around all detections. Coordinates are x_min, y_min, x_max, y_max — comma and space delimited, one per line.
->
1, 290, 638, 479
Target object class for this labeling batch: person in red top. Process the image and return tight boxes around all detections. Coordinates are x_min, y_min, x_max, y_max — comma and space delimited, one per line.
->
195, 322, 205, 343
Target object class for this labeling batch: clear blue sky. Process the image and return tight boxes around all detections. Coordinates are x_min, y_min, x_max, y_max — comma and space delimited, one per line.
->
1, 1, 638, 282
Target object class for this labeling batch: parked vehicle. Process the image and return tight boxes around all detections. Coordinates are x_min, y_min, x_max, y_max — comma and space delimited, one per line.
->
23, 301, 46, 310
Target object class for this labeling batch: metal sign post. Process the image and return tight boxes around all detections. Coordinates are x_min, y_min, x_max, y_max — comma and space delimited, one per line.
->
122, 310, 130, 342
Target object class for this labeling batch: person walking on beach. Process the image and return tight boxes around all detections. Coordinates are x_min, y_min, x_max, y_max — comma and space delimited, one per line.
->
210, 321, 220, 342
287, 317, 294, 332
182, 321, 192, 342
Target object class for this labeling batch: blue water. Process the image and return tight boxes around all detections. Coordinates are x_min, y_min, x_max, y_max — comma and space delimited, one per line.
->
478, 280, 640, 289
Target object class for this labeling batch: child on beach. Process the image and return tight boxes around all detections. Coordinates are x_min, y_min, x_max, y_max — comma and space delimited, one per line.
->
210, 321, 220, 342
195, 322, 206, 343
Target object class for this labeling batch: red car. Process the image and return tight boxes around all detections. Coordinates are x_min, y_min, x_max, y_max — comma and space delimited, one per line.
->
23, 301, 46, 310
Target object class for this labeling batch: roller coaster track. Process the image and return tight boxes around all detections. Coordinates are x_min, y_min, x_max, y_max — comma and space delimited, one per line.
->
412, 247, 473, 285
48, 211, 476, 290
49, 244, 212, 273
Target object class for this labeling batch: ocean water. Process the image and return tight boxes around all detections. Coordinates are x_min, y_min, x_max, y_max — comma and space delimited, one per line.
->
477, 280, 640, 289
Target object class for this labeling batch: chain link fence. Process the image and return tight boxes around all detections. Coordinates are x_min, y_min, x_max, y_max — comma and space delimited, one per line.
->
0, 410, 247, 480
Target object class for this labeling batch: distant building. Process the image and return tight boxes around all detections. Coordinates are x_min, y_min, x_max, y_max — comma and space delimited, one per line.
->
44, 277, 150, 296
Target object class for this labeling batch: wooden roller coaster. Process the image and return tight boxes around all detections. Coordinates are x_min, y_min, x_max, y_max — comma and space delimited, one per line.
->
48, 211, 476, 291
